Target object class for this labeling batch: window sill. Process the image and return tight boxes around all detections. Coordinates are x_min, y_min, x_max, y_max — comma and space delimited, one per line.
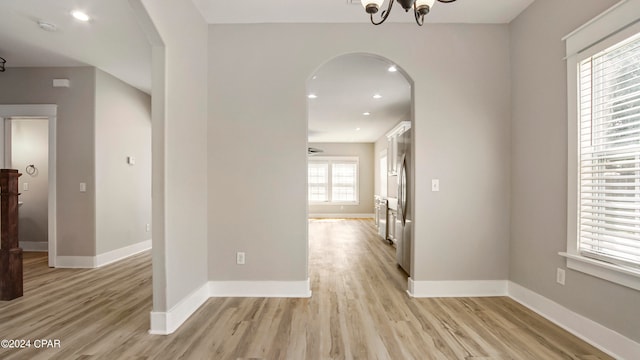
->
559, 252, 640, 291
309, 202, 360, 206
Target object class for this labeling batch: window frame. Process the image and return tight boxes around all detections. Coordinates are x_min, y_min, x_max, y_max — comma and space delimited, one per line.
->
308, 156, 359, 205
563, 1, 640, 291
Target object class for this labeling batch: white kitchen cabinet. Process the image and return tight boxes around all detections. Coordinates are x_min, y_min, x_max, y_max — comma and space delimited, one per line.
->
386, 121, 411, 176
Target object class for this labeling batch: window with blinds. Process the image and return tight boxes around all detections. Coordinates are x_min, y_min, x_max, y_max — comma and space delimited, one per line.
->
308, 157, 359, 204
578, 32, 640, 269
308, 163, 329, 202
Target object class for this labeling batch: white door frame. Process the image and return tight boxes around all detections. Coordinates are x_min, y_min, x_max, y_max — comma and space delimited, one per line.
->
0, 104, 57, 267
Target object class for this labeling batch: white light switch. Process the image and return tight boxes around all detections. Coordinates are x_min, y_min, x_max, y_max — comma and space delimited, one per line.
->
236, 252, 245, 265
23, 182, 29, 191
431, 179, 440, 192
80, 182, 87, 192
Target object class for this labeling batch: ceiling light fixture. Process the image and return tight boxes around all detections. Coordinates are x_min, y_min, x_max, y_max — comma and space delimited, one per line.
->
388, 65, 397, 72
363, 112, 371, 116
308, 94, 318, 99
0, 57, 6, 72
71, 10, 91, 22
361, 0, 457, 26
373, 94, 382, 99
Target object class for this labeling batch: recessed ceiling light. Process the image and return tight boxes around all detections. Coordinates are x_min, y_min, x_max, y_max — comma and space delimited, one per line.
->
363, 112, 371, 116
373, 94, 382, 99
355, 128, 361, 131
388, 65, 397, 72
312, 75, 318, 80
307, 94, 317, 99
71, 10, 90, 22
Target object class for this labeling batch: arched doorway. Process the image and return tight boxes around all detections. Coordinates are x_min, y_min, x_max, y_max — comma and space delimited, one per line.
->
306, 53, 415, 290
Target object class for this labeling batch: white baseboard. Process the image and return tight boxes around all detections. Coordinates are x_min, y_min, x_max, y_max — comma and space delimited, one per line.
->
149, 279, 311, 335
309, 213, 374, 219
407, 279, 508, 298
56, 256, 96, 268
149, 282, 210, 335
20, 241, 48, 252
209, 279, 312, 298
407, 279, 639, 358
508, 281, 639, 360
55, 240, 152, 269
96, 240, 152, 267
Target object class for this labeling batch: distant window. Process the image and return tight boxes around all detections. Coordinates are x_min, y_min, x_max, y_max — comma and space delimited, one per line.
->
308, 157, 359, 204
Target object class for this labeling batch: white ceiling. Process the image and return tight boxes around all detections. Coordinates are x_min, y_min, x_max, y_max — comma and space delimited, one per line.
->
192, 0, 535, 25
0, 0, 152, 93
308, 54, 411, 143
0, 0, 534, 142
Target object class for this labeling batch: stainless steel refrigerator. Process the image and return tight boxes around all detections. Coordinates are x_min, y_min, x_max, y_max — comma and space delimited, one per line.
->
395, 127, 412, 275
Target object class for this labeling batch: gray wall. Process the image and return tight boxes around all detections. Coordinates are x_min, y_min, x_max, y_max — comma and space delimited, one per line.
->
139, 0, 209, 312
510, 0, 640, 342
95, 69, 151, 254
10, 119, 48, 245
0, 67, 96, 257
308, 142, 374, 216
208, 24, 511, 282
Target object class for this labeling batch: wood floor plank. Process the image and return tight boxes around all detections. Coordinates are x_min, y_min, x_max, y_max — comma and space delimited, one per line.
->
0, 219, 613, 359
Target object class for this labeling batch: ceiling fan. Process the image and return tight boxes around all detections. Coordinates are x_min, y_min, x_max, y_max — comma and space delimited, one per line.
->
308, 147, 324, 156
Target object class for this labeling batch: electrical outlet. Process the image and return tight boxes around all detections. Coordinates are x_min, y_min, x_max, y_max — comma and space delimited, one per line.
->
556, 268, 566, 285
236, 252, 245, 265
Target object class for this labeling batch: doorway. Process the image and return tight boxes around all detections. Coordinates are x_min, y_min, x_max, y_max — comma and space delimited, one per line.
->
5, 117, 49, 252
0, 105, 57, 267
306, 53, 414, 288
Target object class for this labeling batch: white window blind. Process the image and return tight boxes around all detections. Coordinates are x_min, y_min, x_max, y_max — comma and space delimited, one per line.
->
308, 163, 328, 202
578, 32, 640, 269
308, 157, 359, 204
331, 163, 357, 201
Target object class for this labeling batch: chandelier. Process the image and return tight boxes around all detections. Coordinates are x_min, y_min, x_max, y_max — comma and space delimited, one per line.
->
0, 57, 5, 72
361, 0, 457, 26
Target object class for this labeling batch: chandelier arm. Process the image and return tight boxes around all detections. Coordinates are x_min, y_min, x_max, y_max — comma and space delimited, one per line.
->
414, 7, 424, 26
370, 0, 395, 25
364, 0, 455, 26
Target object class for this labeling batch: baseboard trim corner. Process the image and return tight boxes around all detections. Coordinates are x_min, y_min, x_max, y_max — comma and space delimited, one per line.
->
507, 281, 640, 360
209, 279, 312, 298
149, 282, 210, 335
149, 279, 312, 335
407, 279, 508, 298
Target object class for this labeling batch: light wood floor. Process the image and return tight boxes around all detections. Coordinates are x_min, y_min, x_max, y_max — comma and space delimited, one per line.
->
0, 219, 611, 359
